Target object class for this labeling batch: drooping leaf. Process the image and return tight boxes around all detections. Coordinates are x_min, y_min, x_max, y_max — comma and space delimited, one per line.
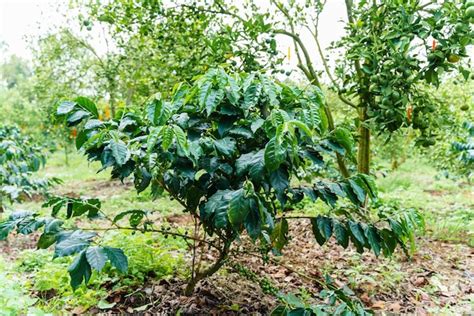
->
348, 179, 366, 204
54, 237, 90, 258
68, 251, 92, 290
348, 221, 366, 251
67, 110, 90, 126
311, 217, 327, 246
37, 232, 57, 249
228, 189, 251, 229
103, 247, 128, 273
86, 246, 108, 271
332, 127, 354, 155
364, 225, 381, 256
109, 139, 129, 166
333, 220, 349, 248
173, 125, 189, 155
272, 218, 289, 252
161, 126, 174, 150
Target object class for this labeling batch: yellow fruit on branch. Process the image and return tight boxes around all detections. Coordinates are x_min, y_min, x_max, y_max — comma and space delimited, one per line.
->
447, 54, 460, 63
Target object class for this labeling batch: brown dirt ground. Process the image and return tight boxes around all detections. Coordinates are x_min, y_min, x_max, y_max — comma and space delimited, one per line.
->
81, 218, 474, 315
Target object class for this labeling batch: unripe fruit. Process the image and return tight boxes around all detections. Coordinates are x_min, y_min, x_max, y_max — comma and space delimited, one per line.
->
448, 54, 461, 63
467, 6, 474, 19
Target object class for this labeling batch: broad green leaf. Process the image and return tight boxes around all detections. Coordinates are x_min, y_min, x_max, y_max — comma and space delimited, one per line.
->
311, 217, 327, 246
57, 101, 76, 115
86, 246, 108, 271
113, 209, 146, 227
228, 189, 250, 228
17, 217, 45, 235
358, 174, 378, 199
364, 225, 381, 256
205, 89, 225, 116
242, 82, 261, 110
317, 216, 333, 240
333, 220, 349, 248
379, 228, 397, 256
103, 247, 128, 273
67, 110, 90, 126
244, 202, 262, 241
109, 139, 129, 166
75, 96, 98, 118
288, 120, 313, 138
236, 150, 265, 182
332, 127, 354, 155
37, 232, 57, 249
260, 74, 280, 106
201, 190, 232, 230
269, 168, 289, 196
146, 126, 162, 154
348, 179, 366, 204
214, 137, 236, 157
348, 221, 366, 249
226, 74, 240, 105
84, 119, 104, 130
173, 125, 189, 155
68, 251, 92, 290
54, 238, 90, 258
146, 97, 163, 125
264, 138, 286, 171
75, 130, 88, 150
0, 220, 17, 240
271, 218, 289, 252
161, 126, 174, 150
251, 118, 265, 133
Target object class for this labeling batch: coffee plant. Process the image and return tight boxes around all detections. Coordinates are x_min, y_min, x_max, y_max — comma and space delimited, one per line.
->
452, 121, 474, 179
0, 69, 422, 309
0, 126, 56, 211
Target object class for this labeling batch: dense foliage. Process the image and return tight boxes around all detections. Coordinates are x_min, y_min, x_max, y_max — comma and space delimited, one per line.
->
0, 69, 422, 312
0, 126, 55, 211
198, 0, 473, 175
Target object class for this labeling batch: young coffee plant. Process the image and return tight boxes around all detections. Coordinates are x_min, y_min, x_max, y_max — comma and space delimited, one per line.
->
0, 126, 56, 211
0, 69, 422, 310
452, 121, 474, 180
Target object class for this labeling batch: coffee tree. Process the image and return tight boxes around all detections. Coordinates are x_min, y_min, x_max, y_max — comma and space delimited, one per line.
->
0, 126, 55, 212
0, 69, 422, 310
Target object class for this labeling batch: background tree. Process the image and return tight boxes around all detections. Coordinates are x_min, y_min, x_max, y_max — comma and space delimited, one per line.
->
195, 0, 473, 178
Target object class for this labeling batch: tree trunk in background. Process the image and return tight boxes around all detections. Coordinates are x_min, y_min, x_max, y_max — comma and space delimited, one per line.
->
357, 107, 370, 174
109, 90, 116, 119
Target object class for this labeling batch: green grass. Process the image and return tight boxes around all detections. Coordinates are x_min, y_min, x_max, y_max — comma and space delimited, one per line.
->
1, 151, 188, 314
15, 231, 187, 313
377, 158, 473, 246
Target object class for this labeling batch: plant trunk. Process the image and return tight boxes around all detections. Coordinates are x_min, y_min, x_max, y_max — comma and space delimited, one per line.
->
357, 107, 370, 174
109, 91, 116, 119
184, 241, 230, 296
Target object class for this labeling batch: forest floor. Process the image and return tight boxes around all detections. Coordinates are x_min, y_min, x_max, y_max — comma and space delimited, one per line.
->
0, 152, 472, 315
